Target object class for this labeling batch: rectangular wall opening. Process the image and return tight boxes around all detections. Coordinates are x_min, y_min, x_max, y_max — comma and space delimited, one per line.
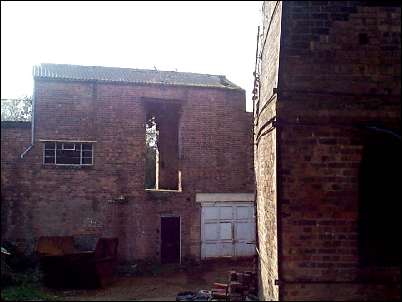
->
145, 101, 182, 191
358, 130, 401, 267
160, 216, 181, 264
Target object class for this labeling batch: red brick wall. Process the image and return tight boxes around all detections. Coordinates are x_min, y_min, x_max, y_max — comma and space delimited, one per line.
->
1, 79, 254, 263
1, 122, 31, 243
278, 1, 401, 300
254, 1, 282, 300
1, 122, 31, 165
279, 1, 401, 96
257, 1, 401, 300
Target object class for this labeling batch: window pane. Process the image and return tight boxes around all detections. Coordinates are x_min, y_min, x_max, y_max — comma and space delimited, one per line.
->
56, 149, 81, 165
44, 156, 55, 164
62, 143, 75, 150
82, 157, 93, 165
43, 141, 94, 166
56, 156, 81, 165
45, 150, 55, 157
82, 150, 92, 157
82, 143, 92, 150
45, 142, 55, 150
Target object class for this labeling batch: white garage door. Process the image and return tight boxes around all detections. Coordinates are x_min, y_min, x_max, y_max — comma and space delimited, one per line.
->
201, 202, 256, 259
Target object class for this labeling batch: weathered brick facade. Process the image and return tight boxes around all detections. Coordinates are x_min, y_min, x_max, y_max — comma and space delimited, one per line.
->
1, 68, 254, 263
256, 1, 400, 300
254, 1, 282, 300
1, 122, 32, 243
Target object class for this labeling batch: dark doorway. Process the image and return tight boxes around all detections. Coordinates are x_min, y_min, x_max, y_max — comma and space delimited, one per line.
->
161, 216, 181, 264
358, 129, 401, 267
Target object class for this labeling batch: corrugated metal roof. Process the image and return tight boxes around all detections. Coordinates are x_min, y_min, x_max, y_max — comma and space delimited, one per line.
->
33, 63, 242, 90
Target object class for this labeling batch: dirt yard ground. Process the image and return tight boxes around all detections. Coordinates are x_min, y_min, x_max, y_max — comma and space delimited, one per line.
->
44, 258, 255, 301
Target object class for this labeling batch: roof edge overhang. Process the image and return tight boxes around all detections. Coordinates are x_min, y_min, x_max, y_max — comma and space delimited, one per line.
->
33, 76, 245, 92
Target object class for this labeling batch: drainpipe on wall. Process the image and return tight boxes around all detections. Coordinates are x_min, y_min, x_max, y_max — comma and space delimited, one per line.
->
20, 75, 36, 159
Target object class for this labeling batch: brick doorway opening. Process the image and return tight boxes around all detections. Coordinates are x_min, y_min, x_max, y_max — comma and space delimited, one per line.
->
161, 216, 181, 264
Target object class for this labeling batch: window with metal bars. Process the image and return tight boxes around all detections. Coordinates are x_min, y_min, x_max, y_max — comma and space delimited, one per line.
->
43, 142, 93, 166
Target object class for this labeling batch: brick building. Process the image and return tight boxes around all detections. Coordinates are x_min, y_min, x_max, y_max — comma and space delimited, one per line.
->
1, 63, 255, 264
254, 1, 400, 300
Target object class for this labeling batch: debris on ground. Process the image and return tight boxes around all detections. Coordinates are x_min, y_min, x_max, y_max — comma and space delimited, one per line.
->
43, 258, 254, 301
176, 269, 258, 301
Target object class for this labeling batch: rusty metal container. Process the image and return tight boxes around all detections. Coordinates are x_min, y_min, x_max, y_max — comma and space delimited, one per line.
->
37, 236, 118, 288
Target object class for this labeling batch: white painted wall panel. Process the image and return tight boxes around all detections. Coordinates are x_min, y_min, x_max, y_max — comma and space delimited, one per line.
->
204, 223, 219, 240
201, 202, 256, 259
220, 223, 232, 240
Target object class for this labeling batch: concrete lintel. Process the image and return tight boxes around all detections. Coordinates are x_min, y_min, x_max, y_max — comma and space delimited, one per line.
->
195, 193, 255, 203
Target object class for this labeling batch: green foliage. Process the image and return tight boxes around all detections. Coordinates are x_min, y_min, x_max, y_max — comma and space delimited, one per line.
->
1, 284, 57, 301
1, 247, 41, 287
1, 254, 13, 286
0, 264, 56, 301
1, 242, 39, 272
1, 96, 32, 121
1, 242, 57, 301
1, 255, 58, 301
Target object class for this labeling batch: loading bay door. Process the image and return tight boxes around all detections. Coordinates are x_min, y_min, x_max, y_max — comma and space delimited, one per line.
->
201, 202, 256, 259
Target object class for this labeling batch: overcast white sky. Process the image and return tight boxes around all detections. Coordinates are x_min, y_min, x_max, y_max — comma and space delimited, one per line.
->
1, 1, 262, 111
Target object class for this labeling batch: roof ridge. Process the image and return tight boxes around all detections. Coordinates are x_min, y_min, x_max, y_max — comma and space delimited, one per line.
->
33, 63, 243, 90
37, 63, 226, 78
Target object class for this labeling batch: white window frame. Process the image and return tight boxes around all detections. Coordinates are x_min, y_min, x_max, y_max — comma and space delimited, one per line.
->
42, 141, 94, 166
61, 143, 76, 151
